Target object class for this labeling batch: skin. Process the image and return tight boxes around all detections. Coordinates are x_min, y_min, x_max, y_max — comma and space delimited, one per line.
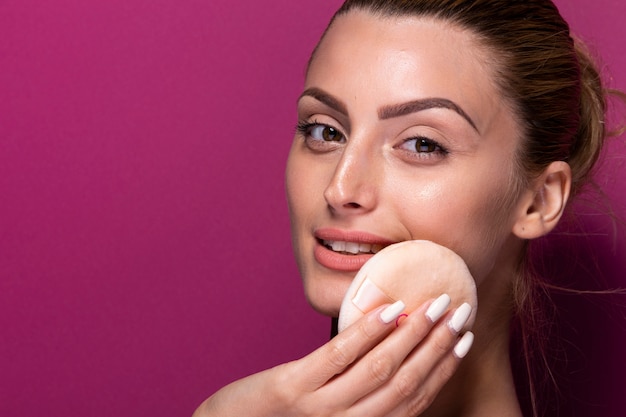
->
287, 14, 522, 318
195, 9, 571, 417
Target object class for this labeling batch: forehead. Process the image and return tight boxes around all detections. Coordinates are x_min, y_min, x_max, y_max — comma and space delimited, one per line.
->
306, 11, 507, 131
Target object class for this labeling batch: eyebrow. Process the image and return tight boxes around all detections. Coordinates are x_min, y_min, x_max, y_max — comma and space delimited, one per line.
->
299, 87, 478, 132
299, 87, 349, 116
379, 98, 479, 132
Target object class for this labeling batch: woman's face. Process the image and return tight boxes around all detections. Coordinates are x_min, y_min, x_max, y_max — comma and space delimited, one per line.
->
286, 11, 525, 316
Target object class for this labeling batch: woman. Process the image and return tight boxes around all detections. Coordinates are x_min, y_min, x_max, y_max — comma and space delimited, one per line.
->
194, 0, 614, 415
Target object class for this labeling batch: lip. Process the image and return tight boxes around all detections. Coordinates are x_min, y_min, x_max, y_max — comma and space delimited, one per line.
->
313, 228, 395, 272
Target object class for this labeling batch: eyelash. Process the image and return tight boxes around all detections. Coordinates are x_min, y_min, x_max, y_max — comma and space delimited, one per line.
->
295, 120, 318, 136
296, 120, 345, 142
398, 136, 449, 158
295, 120, 346, 144
296, 120, 449, 159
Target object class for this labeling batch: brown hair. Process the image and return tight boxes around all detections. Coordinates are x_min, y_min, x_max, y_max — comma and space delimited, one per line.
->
316, 0, 611, 415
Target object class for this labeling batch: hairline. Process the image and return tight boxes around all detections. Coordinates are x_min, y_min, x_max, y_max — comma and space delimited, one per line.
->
306, 5, 531, 208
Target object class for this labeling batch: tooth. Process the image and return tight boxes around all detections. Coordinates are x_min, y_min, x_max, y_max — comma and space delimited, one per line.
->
359, 243, 372, 253
331, 241, 346, 252
371, 244, 383, 254
345, 242, 359, 254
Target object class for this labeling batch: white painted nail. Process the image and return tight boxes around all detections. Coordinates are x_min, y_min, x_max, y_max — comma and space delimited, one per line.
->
453, 331, 474, 359
448, 303, 472, 333
352, 278, 394, 313
380, 300, 406, 324
425, 294, 451, 322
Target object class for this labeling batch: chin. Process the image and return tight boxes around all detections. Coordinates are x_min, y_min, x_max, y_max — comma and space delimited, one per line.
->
303, 272, 353, 318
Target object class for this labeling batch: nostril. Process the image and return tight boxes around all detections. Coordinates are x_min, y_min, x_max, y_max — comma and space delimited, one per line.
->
344, 202, 361, 209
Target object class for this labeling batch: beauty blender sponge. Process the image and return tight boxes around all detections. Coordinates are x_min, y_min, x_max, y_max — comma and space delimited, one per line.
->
338, 240, 477, 332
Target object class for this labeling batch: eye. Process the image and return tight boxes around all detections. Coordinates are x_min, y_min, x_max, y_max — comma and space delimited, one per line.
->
296, 121, 346, 152
399, 137, 448, 155
300, 123, 345, 142
394, 136, 449, 163
315, 125, 343, 142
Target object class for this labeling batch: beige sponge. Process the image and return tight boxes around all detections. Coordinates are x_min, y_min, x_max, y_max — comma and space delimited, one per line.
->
338, 240, 477, 332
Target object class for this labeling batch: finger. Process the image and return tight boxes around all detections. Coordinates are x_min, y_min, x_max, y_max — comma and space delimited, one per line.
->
321, 295, 448, 409
298, 301, 404, 390
349, 301, 473, 416
384, 332, 475, 417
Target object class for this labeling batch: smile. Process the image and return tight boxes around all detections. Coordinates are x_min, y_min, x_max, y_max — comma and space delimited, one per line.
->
321, 240, 385, 255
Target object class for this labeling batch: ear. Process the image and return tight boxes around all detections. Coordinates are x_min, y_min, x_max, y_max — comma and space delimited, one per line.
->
512, 161, 572, 240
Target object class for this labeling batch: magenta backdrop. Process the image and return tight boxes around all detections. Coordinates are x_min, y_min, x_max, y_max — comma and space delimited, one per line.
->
0, 1, 624, 416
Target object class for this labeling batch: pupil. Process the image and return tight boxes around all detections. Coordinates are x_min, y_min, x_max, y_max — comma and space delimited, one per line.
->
323, 127, 338, 141
418, 139, 435, 152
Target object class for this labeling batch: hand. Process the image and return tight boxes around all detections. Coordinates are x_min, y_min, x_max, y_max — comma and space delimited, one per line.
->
192, 295, 474, 417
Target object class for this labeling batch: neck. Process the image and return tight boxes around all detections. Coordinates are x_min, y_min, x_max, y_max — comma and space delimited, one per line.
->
423, 253, 524, 417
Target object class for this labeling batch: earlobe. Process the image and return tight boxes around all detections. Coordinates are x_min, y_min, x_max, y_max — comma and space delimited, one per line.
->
512, 161, 572, 240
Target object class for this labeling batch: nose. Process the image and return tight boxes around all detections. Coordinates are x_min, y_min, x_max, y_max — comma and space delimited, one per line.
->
323, 143, 379, 215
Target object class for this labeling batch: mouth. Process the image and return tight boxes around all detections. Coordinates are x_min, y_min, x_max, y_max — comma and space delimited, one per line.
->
319, 239, 385, 255
313, 229, 395, 271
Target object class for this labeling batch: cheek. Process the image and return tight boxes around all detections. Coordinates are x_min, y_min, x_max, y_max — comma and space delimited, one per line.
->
285, 152, 312, 229
455, 198, 515, 282
285, 147, 335, 225
285, 150, 305, 247
285, 148, 326, 259
459, 193, 519, 282
389, 172, 516, 283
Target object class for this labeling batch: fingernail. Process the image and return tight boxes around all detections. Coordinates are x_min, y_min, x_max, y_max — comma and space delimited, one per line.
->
453, 331, 474, 359
425, 294, 451, 322
380, 300, 406, 324
448, 303, 472, 333
352, 278, 394, 313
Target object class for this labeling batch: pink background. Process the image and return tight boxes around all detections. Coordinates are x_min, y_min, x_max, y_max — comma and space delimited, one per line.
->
0, 0, 624, 415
